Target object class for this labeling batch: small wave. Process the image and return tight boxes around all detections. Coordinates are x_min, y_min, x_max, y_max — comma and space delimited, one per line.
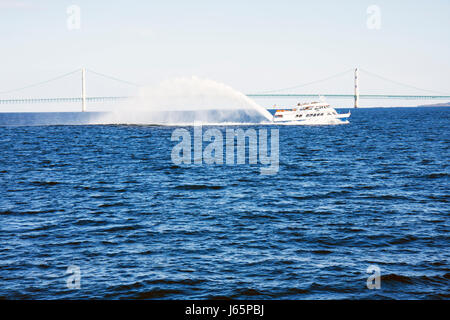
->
291, 190, 350, 200
284, 287, 309, 295
316, 235, 355, 246
0, 210, 14, 215
104, 287, 184, 299
74, 219, 106, 226
359, 185, 379, 190
345, 228, 364, 233
174, 184, 225, 190
312, 249, 333, 255
98, 202, 126, 208
106, 278, 205, 298
133, 289, 184, 299
382, 274, 413, 285
138, 250, 153, 255
427, 195, 448, 203
430, 261, 447, 267
357, 194, 411, 201
411, 172, 449, 180
55, 240, 91, 246
108, 282, 143, 291
298, 171, 323, 177
145, 279, 205, 286
425, 173, 448, 179
102, 225, 140, 232
389, 235, 419, 245
230, 288, 266, 298
382, 273, 450, 286
30, 181, 60, 186
428, 293, 450, 299
0, 209, 59, 215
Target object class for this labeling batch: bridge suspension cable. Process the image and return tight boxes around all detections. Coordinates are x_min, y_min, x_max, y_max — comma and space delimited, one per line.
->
0, 69, 80, 95
85, 68, 142, 87
359, 68, 449, 95
254, 68, 354, 94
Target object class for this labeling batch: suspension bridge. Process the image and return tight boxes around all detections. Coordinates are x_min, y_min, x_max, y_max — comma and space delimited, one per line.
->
0, 68, 449, 111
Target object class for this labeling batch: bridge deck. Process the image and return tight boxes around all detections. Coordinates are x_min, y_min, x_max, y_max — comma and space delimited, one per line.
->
1, 94, 450, 104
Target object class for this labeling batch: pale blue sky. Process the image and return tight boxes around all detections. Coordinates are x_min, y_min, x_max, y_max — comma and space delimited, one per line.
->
1, 0, 449, 101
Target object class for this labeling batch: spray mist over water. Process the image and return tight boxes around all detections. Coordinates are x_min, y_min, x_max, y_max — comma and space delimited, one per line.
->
104, 76, 273, 125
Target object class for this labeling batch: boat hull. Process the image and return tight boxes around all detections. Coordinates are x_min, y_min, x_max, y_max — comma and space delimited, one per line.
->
273, 117, 349, 125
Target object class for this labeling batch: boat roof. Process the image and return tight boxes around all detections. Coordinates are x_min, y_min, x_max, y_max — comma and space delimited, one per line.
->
297, 101, 329, 107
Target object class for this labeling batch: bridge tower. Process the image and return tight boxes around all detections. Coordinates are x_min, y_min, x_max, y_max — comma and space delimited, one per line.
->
81, 67, 86, 112
354, 67, 359, 108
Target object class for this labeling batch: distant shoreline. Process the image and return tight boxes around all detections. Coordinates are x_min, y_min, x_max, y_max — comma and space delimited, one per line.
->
418, 101, 450, 107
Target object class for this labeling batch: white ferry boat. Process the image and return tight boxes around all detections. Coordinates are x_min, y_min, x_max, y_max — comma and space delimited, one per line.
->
273, 101, 350, 125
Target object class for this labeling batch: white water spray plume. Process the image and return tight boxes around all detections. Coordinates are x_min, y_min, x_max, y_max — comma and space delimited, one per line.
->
100, 76, 273, 125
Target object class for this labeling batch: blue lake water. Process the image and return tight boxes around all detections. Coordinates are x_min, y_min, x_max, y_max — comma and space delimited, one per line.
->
0, 107, 448, 299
